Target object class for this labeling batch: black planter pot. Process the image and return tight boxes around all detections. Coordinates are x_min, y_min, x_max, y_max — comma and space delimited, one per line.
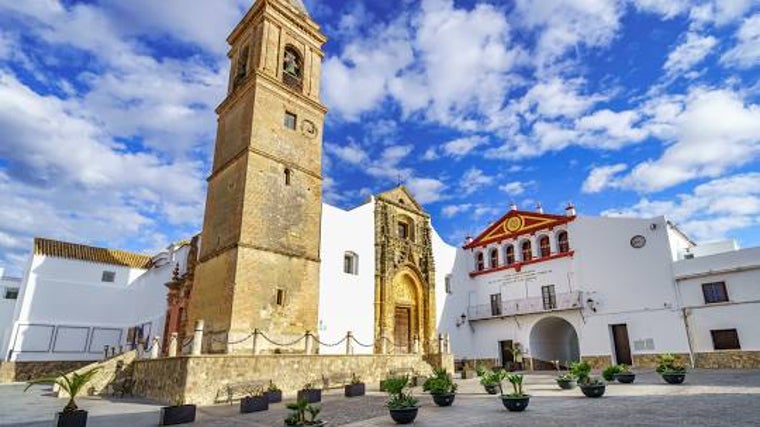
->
389, 407, 419, 424
662, 373, 686, 384
432, 393, 456, 407
266, 390, 283, 403
345, 383, 366, 398
285, 421, 327, 427
297, 389, 322, 404
240, 396, 269, 413
159, 404, 196, 425
501, 395, 530, 412
55, 410, 88, 427
580, 384, 606, 398
556, 379, 577, 390
615, 373, 636, 384
484, 383, 499, 394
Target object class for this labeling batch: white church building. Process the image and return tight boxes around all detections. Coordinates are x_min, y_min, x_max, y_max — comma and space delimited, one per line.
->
438, 204, 760, 369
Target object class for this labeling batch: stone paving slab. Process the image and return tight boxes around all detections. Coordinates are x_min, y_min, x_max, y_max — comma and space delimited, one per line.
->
2, 370, 760, 426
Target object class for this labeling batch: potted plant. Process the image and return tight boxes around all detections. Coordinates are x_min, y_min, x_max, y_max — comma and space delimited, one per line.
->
284, 399, 325, 426
614, 365, 636, 384
556, 373, 577, 390
240, 385, 269, 414
579, 377, 607, 398
572, 361, 606, 398
25, 367, 100, 427
159, 397, 197, 425
656, 353, 687, 384
266, 381, 283, 403
422, 368, 457, 407
602, 364, 623, 381
475, 363, 487, 377
479, 369, 506, 394
297, 382, 322, 404
499, 374, 530, 412
385, 376, 419, 424
345, 373, 366, 398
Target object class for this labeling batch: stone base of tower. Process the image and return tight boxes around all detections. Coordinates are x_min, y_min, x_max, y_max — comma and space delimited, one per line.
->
131, 354, 436, 405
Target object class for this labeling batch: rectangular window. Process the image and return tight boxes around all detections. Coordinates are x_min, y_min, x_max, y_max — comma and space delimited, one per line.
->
276, 289, 286, 306
284, 111, 297, 130
702, 282, 728, 304
4, 288, 19, 300
711, 329, 740, 350
445, 275, 452, 294
490, 293, 501, 316
101, 271, 116, 283
542, 285, 557, 310
343, 252, 358, 275
398, 222, 409, 239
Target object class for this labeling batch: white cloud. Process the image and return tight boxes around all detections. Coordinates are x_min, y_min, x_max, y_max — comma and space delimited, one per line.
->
326, 142, 368, 165
576, 109, 648, 148
604, 173, 760, 242
722, 13, 760, 69
407, 177, 448, 204
664, 32, 717, 76
441, 204, 472, 218
460, 168, 494, 195
522, 77, 604, 120
618, 88, 760, 192
631, 0, 691, 19
582, 163, 628, 193
499, 180, 534, 196
442, 136, 488, 158
514, 0, 622, 65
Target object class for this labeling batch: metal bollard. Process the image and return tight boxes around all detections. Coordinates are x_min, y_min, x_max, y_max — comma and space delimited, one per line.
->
346, 331, 354, 355
252, 329, 259, 355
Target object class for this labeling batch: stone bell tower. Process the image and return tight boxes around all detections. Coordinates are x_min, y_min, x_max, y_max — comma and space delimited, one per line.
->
186, 0, 327, 353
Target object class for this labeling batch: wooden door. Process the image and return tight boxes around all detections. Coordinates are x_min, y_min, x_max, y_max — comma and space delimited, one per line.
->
394, 307, 411, 354
611, 324, 632, 365
500, 340, 514, 367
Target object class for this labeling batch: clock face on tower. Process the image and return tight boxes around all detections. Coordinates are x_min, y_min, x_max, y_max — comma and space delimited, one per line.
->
630, 235, 646, 249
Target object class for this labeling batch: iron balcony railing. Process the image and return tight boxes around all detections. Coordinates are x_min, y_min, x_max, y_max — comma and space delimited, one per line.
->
468, 291, 582, 321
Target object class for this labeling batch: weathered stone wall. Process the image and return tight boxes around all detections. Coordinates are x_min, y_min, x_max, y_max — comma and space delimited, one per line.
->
56, 351, 137, 397
0, 360, 91, 383
132, 357, 189, 405
580, 355, 614, 370
694, 351, 760, 369
632, 353, 691, 369
133, 354, 433, 405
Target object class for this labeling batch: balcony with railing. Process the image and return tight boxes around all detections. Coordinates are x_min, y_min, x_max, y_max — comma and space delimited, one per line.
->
467, 291, 582, 321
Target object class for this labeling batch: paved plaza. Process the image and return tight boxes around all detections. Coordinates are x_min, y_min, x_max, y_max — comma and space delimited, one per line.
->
2, 370, 760, 426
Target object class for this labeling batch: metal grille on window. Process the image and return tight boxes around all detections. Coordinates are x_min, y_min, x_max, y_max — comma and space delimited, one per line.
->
542, 285, 557, 310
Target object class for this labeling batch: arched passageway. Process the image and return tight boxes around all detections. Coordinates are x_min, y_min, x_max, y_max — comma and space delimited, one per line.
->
529, 316, 580, 370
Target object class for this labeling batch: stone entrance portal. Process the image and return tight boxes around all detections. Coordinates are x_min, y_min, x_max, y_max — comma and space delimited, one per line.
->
529, 316, 580, 370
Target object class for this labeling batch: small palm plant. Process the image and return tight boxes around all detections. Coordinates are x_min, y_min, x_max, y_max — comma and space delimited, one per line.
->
25, 368, 100, 412
284, 398, 322, 426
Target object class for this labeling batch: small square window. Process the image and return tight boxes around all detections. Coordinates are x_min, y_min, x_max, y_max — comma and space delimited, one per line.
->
4, 288, 19, 300
101, 271, 116, 283
276, 289, 286, 306
398, 222, 409, 239
702, 282, 728, 304
490, 293, 501, 316
711, 329, 740, 350
284, 112, 297, 130
445, 275, 452, 294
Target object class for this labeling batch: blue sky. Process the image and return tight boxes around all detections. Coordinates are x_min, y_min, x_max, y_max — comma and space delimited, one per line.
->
0, 0, 759, 275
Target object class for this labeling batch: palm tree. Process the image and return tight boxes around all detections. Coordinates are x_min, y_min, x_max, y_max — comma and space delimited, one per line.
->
25, 368, 101, 412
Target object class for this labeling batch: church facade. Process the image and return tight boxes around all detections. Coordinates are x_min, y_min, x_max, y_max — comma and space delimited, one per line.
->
439, 205, 760, 369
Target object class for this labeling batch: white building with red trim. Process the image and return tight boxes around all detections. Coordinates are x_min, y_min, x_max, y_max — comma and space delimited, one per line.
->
438, 205, 760, 369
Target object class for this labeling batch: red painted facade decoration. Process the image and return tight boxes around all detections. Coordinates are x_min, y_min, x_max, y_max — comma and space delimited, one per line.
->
465, 209, 576, 277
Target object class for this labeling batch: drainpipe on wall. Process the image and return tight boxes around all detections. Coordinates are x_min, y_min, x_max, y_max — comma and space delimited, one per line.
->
681, 308, 696, 368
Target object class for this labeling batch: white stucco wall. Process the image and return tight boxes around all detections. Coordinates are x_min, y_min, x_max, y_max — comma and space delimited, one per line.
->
441, 214, 692, 364
0, 269, 21, 360
430, 225, 456, 332
317, 201, 376, 354
6, 244, 187, 362
674, 246, 760, 353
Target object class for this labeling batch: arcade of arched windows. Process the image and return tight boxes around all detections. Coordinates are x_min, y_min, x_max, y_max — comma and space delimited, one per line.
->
472, 228, 572, 272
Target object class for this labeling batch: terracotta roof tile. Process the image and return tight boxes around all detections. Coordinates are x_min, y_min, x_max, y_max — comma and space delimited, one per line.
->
33, 238, 152, 269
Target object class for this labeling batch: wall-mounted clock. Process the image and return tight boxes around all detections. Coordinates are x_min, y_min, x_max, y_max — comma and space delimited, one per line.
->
630, 235, 646, 249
